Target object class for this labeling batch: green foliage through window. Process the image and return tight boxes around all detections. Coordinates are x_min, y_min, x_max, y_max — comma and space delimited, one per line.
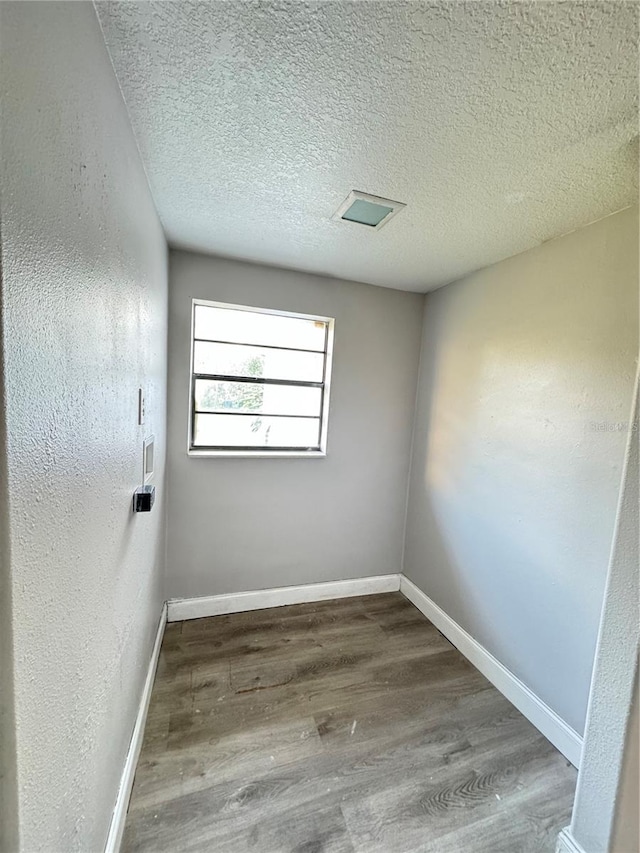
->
199, 356, 265, 412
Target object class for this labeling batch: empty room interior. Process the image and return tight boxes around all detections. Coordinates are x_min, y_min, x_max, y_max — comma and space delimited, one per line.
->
1, 2, 639, 853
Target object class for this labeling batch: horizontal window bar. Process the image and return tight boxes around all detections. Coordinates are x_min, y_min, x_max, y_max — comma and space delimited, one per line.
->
194, 303, 328, 353
190, 444, 321, 452
193, 373, 324, 388
193, 411, 321, 449
193, 337, 326, 355
194, 377, 322, 418
193, 410, 319, 420
194, 341, 325, 383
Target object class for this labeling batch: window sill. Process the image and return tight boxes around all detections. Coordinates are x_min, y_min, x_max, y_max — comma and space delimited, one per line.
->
187, 449, 327, 459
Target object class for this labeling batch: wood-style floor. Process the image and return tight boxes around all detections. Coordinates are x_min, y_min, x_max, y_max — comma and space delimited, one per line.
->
123, 593, 576, 853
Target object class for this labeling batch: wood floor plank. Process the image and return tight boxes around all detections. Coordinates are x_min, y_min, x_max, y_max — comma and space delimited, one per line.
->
122, 593, 576, 853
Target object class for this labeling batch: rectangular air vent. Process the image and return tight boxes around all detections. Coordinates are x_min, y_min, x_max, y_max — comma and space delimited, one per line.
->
333, 190, 406, 231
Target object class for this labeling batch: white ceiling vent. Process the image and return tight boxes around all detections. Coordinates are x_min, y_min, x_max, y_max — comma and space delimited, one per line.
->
333, 190, 406, 231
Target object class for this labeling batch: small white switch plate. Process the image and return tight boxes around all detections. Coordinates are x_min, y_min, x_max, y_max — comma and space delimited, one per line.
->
143, 435, 155, 483
137, 388, 145, 426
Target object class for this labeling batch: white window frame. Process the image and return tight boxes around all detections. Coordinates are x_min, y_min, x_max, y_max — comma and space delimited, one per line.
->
187, 298, 334, 458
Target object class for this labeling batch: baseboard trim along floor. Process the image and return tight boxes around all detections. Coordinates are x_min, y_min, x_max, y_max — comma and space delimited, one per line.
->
104, 603, 167, 853
399, 575, 583, 768
115, 571, 582, 850
166, 574, 402, 621
167, 575, 582, 767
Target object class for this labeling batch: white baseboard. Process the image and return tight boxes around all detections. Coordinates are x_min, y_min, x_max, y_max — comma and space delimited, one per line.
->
167, 574, 401, 622
399, 575, 583, 768
104, 602, 167, 853
556, 828, 586, 853
166, 573, 582, 767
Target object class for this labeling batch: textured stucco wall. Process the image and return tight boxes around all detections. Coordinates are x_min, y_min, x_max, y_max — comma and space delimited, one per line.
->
166, 251, 423, 599
403, 207, 638, 735
0, 264, 19, 852
611, 675, 639, 853
0, 3, 168, 851
570, 376, 639, 852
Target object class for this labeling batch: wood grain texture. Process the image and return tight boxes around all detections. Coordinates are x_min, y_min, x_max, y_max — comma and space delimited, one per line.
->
122, 594, 576, 853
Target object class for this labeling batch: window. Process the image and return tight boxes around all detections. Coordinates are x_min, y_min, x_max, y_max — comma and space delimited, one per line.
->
189, 300, 334, 456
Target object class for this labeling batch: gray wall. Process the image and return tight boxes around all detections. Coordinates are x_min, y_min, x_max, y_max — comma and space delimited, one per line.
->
0, 268, 18, 853
403, 207, 638, 735
612, 678, 639, 853
0, 3, 168, 851
166, 251, 423, 599
570, 376, 638, 853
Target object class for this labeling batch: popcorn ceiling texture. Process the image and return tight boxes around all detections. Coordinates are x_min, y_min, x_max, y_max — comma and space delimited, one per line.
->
0, 3, 168, 850
96, 0, 638, 292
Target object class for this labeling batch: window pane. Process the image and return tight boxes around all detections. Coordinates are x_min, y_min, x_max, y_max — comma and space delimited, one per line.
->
195, 380, 322, 417
194, 304, 327, 352
193, 341, 324, 383
193, 413, 321, 448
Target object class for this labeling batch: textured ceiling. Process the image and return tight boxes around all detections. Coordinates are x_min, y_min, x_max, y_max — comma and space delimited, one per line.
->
96, 1, 638, 292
